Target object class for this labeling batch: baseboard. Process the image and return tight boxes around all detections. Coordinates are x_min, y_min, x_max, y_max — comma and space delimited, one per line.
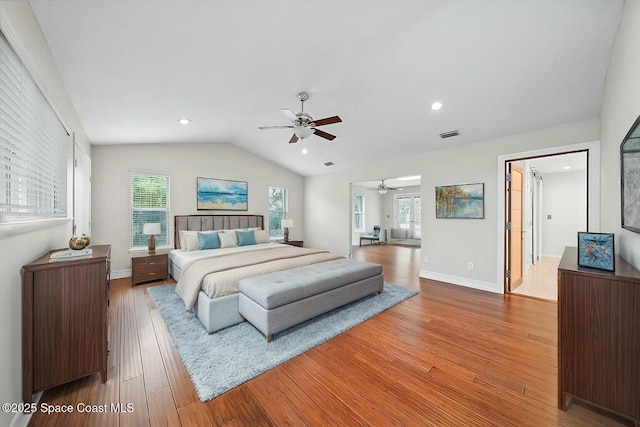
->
541, 253, 563, 259
420, 269, 501, 294
10, 410, 31, 427
111, 269, 131, 280
9, 392, 41, 427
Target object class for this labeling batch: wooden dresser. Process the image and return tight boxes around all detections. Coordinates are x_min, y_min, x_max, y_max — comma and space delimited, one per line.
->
558, 246, 640, 426
22, 245, 111, 403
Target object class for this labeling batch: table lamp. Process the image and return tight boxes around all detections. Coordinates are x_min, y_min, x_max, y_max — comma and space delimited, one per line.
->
143, 223, 161, 254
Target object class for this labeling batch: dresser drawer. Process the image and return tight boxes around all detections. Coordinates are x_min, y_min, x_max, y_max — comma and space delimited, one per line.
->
132, 253, 168, 286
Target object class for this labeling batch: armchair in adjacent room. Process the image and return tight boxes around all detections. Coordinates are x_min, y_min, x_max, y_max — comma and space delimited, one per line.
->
359, 225, 381, 246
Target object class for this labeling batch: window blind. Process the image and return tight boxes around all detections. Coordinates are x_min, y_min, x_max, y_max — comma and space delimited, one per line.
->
130, 173, 171, 248
0, 31, 69, 221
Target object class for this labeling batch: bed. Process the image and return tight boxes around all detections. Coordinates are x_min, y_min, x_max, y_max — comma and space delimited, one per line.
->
170, 214, 344, 333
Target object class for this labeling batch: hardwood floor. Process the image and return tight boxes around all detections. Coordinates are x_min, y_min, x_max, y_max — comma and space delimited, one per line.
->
27, 244, 631, 426
512, 256, 561, 301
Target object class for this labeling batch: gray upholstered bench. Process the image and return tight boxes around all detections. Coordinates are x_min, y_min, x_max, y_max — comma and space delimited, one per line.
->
238, 259, 383, 341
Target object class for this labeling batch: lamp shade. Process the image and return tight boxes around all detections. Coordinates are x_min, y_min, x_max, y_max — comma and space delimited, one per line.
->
293, 127, 314, 139
281, 218, 294, 229
143, 223, 161, 236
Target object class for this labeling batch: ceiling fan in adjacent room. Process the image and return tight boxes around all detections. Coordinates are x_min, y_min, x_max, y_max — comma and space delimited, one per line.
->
371, 179, 402, 195
258, 92, 342, 143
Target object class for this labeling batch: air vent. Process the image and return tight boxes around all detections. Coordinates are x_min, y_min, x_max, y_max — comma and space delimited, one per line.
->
324, 161, 334, 167
439, 129, 461, 139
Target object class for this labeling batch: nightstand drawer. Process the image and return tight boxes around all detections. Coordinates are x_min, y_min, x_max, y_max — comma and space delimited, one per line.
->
131, 253, 168, 286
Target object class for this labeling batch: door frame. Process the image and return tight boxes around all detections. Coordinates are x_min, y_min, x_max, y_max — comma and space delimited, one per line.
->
496, 141, 600, 294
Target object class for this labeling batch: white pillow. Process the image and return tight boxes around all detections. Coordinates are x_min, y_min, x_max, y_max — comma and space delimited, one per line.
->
254, 229, 270, 244
179, 230, 196, 251
219, 231, 238, 248
180, 230, 217, 251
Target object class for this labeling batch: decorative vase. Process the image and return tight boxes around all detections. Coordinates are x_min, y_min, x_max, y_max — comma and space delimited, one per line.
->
69, 235, 91, 250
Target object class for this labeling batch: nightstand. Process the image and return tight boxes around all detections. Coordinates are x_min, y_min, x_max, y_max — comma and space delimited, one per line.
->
131, 251, 169, 286
279, 240, 303, 247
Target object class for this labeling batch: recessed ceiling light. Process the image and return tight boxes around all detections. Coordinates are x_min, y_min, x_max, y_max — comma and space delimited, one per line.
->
563, 166, 572, 170
301, 148, 308, 154
178, 118, 191, 125
431, 102, 443, 111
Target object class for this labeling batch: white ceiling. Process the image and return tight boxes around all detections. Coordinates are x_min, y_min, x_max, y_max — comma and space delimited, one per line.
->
529, 151, 587, 175
28, 0, 623, 177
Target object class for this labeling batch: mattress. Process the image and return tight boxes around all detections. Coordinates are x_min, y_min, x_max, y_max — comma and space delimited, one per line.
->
173, 243, 343, 309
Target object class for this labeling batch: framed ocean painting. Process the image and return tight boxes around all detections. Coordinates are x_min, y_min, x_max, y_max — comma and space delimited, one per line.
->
436, 183, 484, 219
577, 232, 615, 272
197, 177, 248, 211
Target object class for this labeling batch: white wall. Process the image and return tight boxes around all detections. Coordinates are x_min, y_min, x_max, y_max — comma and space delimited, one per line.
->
0, 2, 91, 425
600, 0, 640, 270
541, 171, 587, 257
91, 142, 304, 275
304, 118, 600, 292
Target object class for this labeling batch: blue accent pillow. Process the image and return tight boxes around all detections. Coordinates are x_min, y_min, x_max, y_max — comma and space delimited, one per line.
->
198, 232, 220, 250
236, 230, 256, 246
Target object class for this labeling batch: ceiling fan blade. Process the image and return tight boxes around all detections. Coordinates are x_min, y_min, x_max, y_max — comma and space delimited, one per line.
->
258, 125, 294, 130
313, 129, 336, 141
313, 116, 342, 127
288, 134, 299, 144
280, 109, 298, 121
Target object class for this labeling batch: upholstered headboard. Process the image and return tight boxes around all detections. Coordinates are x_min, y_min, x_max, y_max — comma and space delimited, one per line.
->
173, 214, 264, 249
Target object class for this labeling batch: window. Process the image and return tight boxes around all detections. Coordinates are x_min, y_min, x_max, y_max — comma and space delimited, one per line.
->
0, 32, 70, 222
354, 194, 365, 231
268, 186, 287, 238
130, 173, 170, 249
394, 194, 421, 239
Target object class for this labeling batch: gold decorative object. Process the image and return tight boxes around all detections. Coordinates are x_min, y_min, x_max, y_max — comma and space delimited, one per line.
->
69, 235, 91, 250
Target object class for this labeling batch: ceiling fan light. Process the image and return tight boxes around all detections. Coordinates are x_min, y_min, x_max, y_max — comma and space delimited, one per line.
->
294, 127, 315, 139
378, 188, 388, 195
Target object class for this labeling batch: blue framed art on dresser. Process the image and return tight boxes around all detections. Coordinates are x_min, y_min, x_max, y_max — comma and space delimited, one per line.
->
577, 232, 615, 272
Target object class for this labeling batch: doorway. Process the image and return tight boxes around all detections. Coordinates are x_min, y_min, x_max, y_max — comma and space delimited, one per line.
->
349, 175, 421, 248
505, 151, 588, 300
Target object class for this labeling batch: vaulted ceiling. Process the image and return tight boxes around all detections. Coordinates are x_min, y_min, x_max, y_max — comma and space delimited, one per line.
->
29, 0, 623, 176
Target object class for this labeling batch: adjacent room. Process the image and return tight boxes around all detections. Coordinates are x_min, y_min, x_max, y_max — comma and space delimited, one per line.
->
1, 1, 639, 426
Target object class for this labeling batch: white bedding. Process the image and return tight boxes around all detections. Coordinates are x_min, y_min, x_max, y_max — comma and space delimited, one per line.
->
169, 242, 283, 271
173, 243, 343, 309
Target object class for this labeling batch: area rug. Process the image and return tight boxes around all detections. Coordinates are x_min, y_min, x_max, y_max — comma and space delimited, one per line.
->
147, 282, 417, 401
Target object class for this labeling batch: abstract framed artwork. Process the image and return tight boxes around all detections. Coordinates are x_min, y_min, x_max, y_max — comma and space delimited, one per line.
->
197, 177, 248, 211
577, 232, 615, 272
621, 114, 640, 233
435, 183, 484, 219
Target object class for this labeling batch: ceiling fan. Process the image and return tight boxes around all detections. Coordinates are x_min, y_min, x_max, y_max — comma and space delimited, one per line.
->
258, 92, 342, 144
371, 179, 402, 195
